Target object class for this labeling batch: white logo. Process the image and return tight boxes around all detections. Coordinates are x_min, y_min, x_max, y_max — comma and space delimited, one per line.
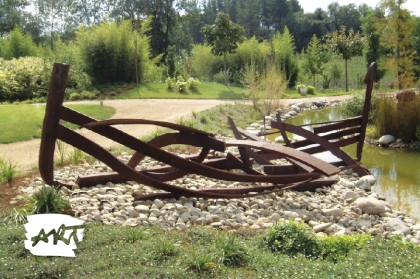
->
24, 214, 85, 257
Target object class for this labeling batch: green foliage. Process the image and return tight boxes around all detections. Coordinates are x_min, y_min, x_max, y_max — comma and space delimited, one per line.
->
69, 92, 81, 100
187, 77, 200, 90
318, 234, 371, 262
376, 0, 419, 89
190, 44, 222, 82
323, 25, 366, 91
70, 148, 84, 165
302, 34, 330, 87
243, 63, 287, 115
28, 185, 72, 215
272, 27, 299, 88
186, 252, 218, 273
175, 76, 187, 92
0, 157, 16, 184
152, 239, 179, 261
77, 19, 151, 84
0, 25, 39, 59
51, 39, 91, 89
202, 12, 244, 85
306, 85, 315, 95
121, 227, 149, 244
264, 220, 320, 258
216, 235, 249, 267
1, 208, 28, 225
165, 77, 176, 89
340, 93, 377, 123
0, 57, 51, 102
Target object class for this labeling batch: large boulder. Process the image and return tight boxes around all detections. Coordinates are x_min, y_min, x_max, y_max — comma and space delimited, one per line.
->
354, 197, 386, 215
378, 135, 396, 145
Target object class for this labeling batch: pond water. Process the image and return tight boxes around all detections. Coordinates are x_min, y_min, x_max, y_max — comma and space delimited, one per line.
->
266, 107, 420, 222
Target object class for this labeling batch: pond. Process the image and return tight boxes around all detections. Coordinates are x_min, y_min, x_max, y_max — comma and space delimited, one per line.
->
266, 107, 420, 222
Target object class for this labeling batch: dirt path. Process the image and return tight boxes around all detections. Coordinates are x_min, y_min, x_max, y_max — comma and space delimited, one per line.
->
0, 96, 351, 173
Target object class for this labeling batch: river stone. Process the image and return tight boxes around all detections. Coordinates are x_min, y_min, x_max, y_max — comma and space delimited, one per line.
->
387, 218, 412, 235
355, 177, 372, 190
291, 105, 301, 112
275, 136, 285, 143
343, 191, 359, 202
322, 208, 343, 216
289, 110, 298, 116
135, 205, 149, 213
354, 197, 386, 215
378, 135, 396, 145
313, 223, 332, 233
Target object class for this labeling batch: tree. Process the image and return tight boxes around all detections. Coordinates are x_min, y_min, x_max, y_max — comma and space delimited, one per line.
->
271, 26, 298, 87
302, 34, 329, 87
0, 0, 30, 34
201, 12, 244, 84
362, 8, 386, 82
323, 25, 365, 92
376, 0, 419, 89
34, 0, 67, 50
236, 0, 261, 38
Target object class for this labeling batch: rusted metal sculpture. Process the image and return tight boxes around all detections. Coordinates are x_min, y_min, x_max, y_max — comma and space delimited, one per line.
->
233, 62, 377, 178
39, 63, 346, 200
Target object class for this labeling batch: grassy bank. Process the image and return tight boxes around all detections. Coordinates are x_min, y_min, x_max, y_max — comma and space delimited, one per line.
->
0, 104, 115, 144
0, 222, 419, 279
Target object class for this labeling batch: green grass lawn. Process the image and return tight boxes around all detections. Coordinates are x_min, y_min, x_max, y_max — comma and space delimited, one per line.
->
0, 104, 115, 144
1, 222, 419, 279
117, 82, 248, 99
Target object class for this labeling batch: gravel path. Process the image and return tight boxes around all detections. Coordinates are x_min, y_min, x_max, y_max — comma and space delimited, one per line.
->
0, 96, 351, 173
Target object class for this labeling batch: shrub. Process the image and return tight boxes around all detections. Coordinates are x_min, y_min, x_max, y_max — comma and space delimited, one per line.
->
187, 77, 200, 90
28, 185, 72, 215
176, 76, 187, 92
69, 93, 81, 101
81, 90, 96, 100
77, 19, 151, 84
318, 234, 371, 262
0, 57, 51, 102
213, 70, 228, 84
296, 82, 306, 93
340, 92, 377, 123
264, 220, 320, 258
416, 125, 420, 141
165, 77, 175, 90
306, 85, 315, 95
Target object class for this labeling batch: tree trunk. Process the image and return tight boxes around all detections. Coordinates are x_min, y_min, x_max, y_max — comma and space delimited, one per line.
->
345, 59, 348, 92
224, 52, 227, 85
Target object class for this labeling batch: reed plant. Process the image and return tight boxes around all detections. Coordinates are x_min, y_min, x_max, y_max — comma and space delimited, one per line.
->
374, 97, 398, 137
0, 157, 17, 184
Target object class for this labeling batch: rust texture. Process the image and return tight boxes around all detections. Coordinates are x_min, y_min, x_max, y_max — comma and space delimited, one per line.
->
39, 62, 374, 200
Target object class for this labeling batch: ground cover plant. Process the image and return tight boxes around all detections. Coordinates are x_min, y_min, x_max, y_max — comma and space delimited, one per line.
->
0, 104, 115, 144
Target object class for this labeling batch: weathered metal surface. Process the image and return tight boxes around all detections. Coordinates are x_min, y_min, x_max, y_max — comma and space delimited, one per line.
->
39, 62, 374, 200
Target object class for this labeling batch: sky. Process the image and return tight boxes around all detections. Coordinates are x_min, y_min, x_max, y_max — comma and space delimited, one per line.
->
297, 0, 420, 16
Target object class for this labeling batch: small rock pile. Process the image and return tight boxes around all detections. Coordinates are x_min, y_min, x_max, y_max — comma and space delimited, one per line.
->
13, 150, 420, 246
244, 99, 341, 136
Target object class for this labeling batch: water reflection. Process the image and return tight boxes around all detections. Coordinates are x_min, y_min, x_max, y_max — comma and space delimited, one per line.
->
268, 107, 420, 222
